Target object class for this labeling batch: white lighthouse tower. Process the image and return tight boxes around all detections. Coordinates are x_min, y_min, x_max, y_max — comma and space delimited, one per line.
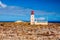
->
30, 11, 35, 25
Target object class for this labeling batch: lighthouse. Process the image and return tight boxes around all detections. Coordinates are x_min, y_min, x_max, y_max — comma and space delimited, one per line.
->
30, 11, 35, 25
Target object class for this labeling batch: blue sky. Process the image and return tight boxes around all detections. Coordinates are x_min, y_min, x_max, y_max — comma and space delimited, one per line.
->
0, 0, 60, 21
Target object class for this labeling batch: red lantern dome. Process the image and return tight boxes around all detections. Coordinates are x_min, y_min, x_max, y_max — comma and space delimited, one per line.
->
31, 10, 34, 15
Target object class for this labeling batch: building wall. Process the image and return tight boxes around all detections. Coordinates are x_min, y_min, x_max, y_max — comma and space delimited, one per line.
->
30, 15, 35, 25
35, 21, 48, 25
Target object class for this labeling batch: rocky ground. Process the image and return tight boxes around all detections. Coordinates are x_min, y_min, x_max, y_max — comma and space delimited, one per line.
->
0, 22, 60, 40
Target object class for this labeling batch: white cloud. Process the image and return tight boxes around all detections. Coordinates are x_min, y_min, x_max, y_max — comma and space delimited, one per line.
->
0, 3, 58, 21
0, 1, 55, 17
0, 5, 56, 18
0, 1, 7, 8
34, 10, 55, 16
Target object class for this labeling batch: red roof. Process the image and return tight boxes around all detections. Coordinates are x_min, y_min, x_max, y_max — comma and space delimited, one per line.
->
31, 10, 34, 15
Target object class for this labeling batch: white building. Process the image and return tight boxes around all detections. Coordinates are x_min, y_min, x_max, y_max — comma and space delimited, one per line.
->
30, 11, 35, 25
35, 17, 48, 25
30, 11, 48, 25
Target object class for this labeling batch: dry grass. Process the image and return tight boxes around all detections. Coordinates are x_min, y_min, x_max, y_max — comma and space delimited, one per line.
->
0, 22, 60, 40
